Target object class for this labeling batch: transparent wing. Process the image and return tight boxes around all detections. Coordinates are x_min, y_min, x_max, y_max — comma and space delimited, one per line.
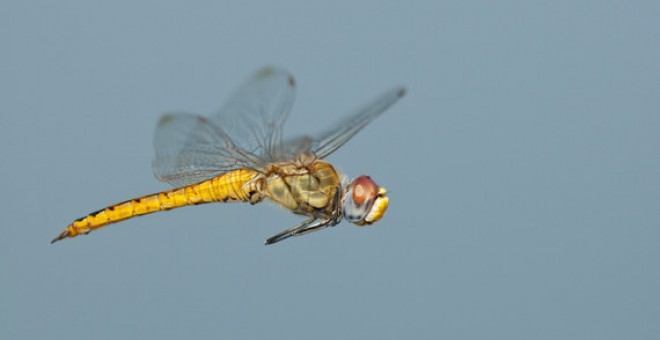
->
152, 113, 263, 187
209, 66, 296, 163
290, 87, 406, 160
152, 66, 296, 187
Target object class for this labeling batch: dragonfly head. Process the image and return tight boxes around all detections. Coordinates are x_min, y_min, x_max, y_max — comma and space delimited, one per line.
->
343, 176, 389, 226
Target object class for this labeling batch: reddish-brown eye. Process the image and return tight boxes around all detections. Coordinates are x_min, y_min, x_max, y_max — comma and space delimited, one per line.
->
351, 176, 378, 204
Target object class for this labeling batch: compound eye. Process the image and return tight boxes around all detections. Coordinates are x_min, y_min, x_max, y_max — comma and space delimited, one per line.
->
351, 176, 379, 205
344, 176, 386, 225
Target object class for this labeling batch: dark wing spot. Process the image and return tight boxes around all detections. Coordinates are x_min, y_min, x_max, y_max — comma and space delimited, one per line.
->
255, 67, 274, 78
158, 114, 174, 127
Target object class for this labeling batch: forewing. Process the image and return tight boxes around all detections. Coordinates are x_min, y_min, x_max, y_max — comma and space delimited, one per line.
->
152, 113, 261, 187
152, 67, 295, 187
310, 87, 406, 159
210, 66, 296, 163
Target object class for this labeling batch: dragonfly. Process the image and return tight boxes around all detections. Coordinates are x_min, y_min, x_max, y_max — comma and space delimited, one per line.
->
51, 67, 405, 245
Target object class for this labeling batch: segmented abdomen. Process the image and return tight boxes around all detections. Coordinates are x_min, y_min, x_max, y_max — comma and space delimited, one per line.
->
52, 169, 261, 243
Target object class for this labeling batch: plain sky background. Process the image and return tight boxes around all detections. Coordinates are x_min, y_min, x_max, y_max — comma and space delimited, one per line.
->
2, 1, 659, 339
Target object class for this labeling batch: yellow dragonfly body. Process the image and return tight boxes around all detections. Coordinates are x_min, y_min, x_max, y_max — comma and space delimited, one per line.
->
51, 67, 404, 245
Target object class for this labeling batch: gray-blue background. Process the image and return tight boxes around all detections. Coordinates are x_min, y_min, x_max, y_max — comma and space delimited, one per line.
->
2, 1, 659, 339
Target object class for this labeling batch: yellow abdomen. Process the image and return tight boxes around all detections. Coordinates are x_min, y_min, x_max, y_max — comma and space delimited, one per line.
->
51, 169, 261, 243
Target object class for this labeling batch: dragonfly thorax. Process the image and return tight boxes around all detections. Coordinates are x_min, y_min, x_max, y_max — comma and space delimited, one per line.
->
261, 159, 342, 219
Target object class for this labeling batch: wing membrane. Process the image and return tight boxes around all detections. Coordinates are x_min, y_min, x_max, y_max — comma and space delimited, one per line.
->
152, 113, 261, 187
309, 87, 406, 159
209, 67, 296, 162
152, 67, 296, 187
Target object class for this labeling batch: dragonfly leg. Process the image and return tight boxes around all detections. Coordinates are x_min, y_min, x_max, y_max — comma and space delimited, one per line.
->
264, 216, 317, 245
264, 186, 344, 246
291, 218, 335, 237
331, 185, 343, 223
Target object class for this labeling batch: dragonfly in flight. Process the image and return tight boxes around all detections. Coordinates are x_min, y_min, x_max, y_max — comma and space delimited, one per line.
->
51, 67, 405, 245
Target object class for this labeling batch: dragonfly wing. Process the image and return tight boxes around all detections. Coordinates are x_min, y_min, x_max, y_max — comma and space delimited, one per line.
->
153, 68, 400, 186
152, 66, 296, 187
210, 66, 296, 163
152, 113, 261, 187
309, 87, 406, 159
